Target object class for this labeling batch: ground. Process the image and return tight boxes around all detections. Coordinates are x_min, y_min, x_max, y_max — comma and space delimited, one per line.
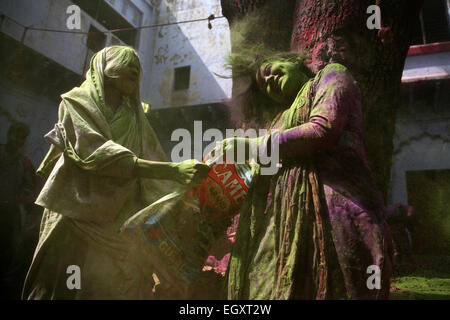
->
389, 254, 450, 300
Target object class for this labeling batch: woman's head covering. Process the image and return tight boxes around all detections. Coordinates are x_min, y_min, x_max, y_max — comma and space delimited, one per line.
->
81, 46, 142, 116
103, 46, 141, 79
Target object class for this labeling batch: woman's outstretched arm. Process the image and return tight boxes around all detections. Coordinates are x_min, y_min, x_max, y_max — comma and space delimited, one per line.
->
94, 157, 210, 185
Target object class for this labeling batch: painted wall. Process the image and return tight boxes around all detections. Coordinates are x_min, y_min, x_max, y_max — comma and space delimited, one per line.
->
148, 0, 232, 109
388, 48, 450, 206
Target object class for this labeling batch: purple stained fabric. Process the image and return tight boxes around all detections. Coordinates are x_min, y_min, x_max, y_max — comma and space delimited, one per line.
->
227, 63, 393, 299
276, 65, 385, 214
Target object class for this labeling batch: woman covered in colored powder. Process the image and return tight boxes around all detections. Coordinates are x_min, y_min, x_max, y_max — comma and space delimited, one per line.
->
220, 52, 393, 299
23, 46, 210, 299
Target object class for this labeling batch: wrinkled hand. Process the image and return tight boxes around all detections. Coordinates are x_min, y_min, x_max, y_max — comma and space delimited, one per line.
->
172, 159, 210, 187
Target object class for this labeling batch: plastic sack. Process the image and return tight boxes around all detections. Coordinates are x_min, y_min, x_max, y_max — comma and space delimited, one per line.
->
121, 155, 255, 297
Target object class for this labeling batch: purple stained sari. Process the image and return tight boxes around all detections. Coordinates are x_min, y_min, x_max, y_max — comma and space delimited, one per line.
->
226, 63, 393, 299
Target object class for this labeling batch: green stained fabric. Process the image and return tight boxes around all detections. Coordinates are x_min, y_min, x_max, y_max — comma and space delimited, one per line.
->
23, 47, 174, 300
226, 63, 390, 300
227, 78, 321, 299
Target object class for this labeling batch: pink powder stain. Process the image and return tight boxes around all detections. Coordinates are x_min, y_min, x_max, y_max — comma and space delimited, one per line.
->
202, 214, 240, 276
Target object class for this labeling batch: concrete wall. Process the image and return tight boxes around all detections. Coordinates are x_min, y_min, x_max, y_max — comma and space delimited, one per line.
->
1, 0, 89, 75
388, 116, 450, 205
148, 0, 232, 109
388, 46, 450, 206
0, 0, 157, 100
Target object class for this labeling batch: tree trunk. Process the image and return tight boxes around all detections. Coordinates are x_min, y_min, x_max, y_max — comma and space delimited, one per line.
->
221, 0, 423, 199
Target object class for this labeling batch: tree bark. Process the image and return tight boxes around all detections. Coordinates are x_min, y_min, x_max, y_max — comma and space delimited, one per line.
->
221, 0, 423, 199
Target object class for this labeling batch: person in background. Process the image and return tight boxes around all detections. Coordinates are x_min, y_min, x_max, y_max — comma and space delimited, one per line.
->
0, 122, 39, 299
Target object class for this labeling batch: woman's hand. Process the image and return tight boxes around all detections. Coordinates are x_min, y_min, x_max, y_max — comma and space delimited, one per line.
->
212, 136, 266, 164
171, 159, 211, 186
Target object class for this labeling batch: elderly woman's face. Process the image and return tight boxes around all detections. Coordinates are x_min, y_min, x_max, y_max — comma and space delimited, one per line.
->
112, 67, 140, 96
256, 60, 307, 104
